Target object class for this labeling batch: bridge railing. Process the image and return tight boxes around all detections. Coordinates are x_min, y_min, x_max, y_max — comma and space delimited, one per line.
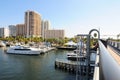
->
108, 40, 120, 50
93, 50, 99, 80
98, 40, 120, 80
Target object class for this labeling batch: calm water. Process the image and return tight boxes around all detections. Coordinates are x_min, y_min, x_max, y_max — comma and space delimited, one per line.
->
0, 47, 76, 80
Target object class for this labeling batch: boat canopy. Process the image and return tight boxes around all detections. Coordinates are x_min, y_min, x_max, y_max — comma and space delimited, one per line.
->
64, 41, 77, 46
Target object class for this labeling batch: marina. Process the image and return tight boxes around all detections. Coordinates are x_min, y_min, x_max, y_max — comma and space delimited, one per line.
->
0, 48, 76, 80
0, 0, 120, 79
0, 29, 120, 80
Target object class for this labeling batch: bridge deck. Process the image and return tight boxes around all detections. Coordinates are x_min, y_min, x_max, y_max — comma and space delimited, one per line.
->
107, 45, 120, 65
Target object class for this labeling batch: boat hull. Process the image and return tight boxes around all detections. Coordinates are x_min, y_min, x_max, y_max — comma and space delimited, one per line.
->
57, 46, 77, 50
6, 46, 41, 55
7, 49, 40, 55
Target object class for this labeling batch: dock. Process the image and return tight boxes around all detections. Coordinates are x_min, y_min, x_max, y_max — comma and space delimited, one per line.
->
54, 59, 92, 75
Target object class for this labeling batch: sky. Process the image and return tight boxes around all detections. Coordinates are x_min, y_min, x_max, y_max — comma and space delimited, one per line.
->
0, 0, 120, 38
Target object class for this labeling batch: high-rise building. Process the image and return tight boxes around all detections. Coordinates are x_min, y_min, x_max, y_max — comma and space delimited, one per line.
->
9, 25, 16, 37
44, 20, 50, 30
25, 10, 41, 38
0, 27, 9, 38
16, 24, 25, 37
41, 20, 50, 38
45, 29, 65, 39
41, 20, 44, 38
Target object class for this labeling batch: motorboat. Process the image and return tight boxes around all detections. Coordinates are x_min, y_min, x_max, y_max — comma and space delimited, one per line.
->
67, 50, 86, 61
6, 45, 41, 55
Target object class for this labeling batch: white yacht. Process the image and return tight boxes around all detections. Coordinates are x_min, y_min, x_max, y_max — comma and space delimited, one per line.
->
6, 45, 41, 55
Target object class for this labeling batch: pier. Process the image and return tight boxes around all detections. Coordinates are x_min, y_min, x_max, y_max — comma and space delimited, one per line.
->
55, 55, 96, 78
55, 59, 87, 75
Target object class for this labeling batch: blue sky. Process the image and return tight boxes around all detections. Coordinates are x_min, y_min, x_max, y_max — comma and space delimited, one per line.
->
0, 0, 120, 38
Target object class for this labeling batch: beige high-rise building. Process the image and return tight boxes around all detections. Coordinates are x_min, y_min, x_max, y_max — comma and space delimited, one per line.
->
45, 29, 65, 39
16, 24, 25, 36
25, 10, 41, 38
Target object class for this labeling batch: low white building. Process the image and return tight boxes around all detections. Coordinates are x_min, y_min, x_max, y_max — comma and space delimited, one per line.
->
0, 27, 9, 38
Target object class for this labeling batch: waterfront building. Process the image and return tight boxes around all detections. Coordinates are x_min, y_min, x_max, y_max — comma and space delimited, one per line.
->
16, 24, 25, 37
0, 27, 9, 38
25, 10, 41, 38
44, 20, 50, 30
41, 20, 51, 38
45, 29, 65, 39
41, 20, 44, 38
9, 25, 16, 37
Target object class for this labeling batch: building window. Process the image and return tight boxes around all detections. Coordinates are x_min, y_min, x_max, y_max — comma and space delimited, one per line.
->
30, 12, 33, 15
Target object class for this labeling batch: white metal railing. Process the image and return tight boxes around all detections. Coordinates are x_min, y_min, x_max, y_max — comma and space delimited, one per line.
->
99, 40, 120, 80
93, 49, 99, 80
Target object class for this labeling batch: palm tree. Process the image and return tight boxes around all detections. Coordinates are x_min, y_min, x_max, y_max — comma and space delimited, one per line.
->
117, 34, 120, 41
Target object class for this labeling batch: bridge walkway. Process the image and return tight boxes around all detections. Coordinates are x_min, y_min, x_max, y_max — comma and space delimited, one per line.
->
107, 45, 120, 65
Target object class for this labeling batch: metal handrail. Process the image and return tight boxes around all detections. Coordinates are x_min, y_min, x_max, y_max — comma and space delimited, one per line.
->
99, 40, 120, 80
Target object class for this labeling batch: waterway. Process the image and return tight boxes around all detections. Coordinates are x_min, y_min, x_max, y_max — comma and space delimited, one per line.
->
0, 47, 76, 80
